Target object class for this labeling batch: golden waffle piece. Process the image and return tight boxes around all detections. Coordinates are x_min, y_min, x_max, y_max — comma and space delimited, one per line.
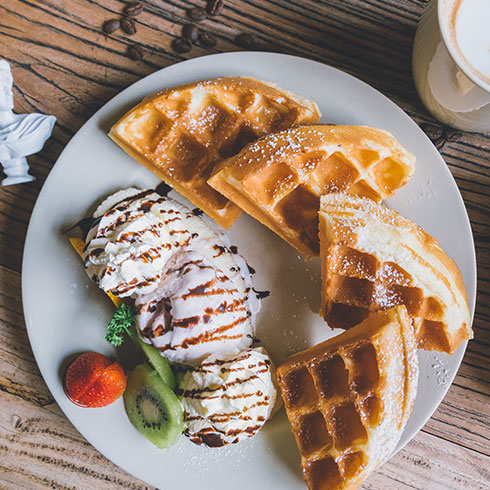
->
319, 193, 472, 354
109, 77, 320, 228
208, 125, 415, 256
277, 306, 418, 490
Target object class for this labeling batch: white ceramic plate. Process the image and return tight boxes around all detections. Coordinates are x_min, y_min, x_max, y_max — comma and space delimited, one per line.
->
23, 52, 476, 489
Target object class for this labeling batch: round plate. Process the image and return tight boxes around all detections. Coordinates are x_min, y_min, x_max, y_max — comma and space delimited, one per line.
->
22, 52, 476, 489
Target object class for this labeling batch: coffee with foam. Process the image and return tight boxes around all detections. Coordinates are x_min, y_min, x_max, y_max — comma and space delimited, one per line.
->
441, 0, 490, 87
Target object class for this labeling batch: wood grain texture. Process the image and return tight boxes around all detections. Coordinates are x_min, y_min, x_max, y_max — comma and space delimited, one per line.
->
0, 0, 489, 489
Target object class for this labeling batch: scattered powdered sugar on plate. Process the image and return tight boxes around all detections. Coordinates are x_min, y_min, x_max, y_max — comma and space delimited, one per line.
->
403, 178, 438, 206
430, 353, 450, 387
177, 435, 259, 480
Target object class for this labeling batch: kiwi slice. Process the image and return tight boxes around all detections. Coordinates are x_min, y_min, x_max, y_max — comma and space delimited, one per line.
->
129, 325, 176, 390
124, 364, 183, 449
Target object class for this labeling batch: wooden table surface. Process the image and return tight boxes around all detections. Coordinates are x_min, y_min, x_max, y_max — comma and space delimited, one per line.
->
0, 0, 489, 488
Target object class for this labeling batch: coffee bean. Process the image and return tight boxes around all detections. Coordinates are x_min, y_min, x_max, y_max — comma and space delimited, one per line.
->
199, 30, 217, 47
124, 2, 143, 17
127, 44, 143, 60
235, 33, 256, 49
182, 24, 199, 43
121, 16, 137, 35
103, 19, 120, 34
172, 37, 192, 53
207, 0, 224, 16
187, 7, 207, 21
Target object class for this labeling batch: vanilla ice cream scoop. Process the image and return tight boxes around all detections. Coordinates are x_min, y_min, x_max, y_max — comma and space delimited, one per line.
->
178, 348, 277, 447
83, 188, 258, 307
83, 188, 176, 297
135, 251, 253, 365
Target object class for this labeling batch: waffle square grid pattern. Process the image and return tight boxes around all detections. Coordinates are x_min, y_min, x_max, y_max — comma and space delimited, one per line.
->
324, 244, 446, 349
209, 126, 415, 256
110, 77, 320, 228
277, 307, 418, 490
318, 192, 471, 354
280, 343, 379, 489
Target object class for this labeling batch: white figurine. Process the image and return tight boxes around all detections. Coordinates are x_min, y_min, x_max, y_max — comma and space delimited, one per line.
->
0, 60, 56, 186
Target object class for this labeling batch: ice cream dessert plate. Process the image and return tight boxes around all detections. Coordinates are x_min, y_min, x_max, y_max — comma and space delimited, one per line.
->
22, 52, 476, 489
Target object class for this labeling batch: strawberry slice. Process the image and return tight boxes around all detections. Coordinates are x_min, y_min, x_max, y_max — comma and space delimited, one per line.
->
64, 352, 126, 408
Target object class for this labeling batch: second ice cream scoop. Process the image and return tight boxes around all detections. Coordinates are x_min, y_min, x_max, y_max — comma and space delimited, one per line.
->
136, 251, 253, 365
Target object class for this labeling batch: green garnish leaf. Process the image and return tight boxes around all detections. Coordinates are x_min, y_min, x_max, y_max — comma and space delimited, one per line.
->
105, 303, 137, 347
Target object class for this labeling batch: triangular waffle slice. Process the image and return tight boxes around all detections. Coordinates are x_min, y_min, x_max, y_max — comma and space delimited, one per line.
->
109, 77, 320, 228
277, 306, 418, 490
208, 125, 415, 256
319, 193, 472, 353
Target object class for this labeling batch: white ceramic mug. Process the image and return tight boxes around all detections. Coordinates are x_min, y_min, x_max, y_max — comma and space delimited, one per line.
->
412, 0, 490, 133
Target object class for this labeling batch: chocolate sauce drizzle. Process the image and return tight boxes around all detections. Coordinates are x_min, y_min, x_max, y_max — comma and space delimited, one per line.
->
155, 182, 172, 196
181, 351, 273, 447
139, 255, 248, 354
253, 288, 270, 300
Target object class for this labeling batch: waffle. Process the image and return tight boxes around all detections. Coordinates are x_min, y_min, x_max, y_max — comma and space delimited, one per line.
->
109, 77, 320, 229
208, 125, 415, 256
319, 193, 472, 354
277, 306, 418, 490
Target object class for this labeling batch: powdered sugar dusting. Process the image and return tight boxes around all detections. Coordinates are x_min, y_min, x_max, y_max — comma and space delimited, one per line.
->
430, 353, 450, 387
319, 192, 471, 353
